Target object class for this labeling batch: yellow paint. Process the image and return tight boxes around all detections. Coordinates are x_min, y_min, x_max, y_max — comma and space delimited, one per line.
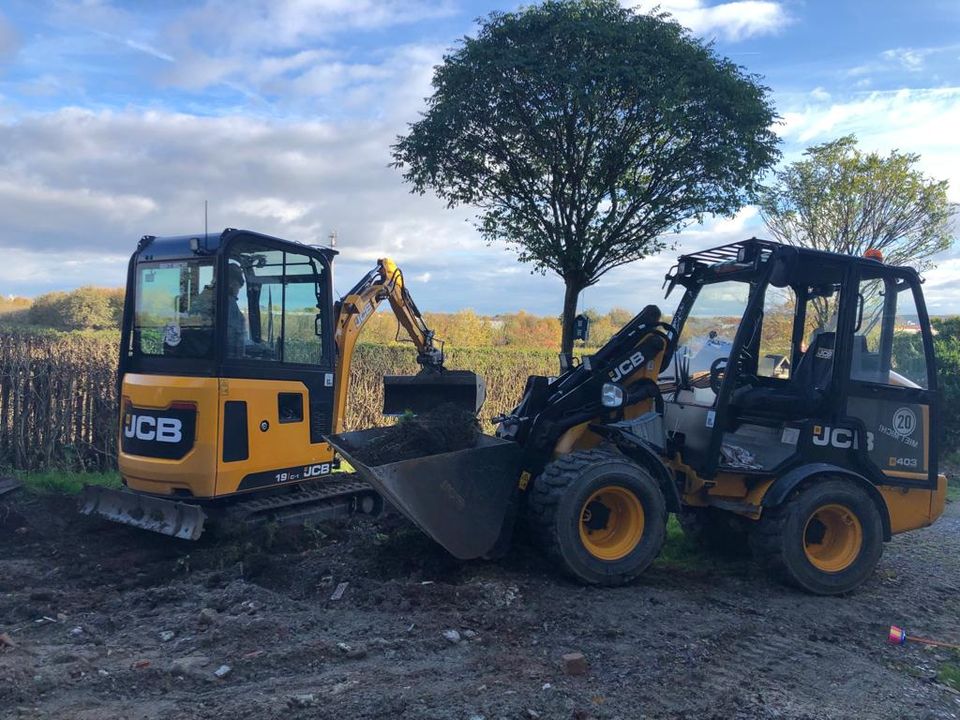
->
578, 485, 645, 560
518, 471, 531, 490
880, 476, 947, 534
214, 378, 334, 496
803, 503, 863, 573
119, 373, 220, 497
119, 373, 334, 499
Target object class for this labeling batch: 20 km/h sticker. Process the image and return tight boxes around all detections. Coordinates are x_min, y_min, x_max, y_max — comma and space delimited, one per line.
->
893, 407, 917, 437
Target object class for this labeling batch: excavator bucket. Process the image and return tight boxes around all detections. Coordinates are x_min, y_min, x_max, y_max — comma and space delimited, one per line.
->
327, 428, 521, 559
382, 370, 486, 416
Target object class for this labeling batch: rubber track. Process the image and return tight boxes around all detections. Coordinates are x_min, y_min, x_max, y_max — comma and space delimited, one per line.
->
224, 477, 373, 524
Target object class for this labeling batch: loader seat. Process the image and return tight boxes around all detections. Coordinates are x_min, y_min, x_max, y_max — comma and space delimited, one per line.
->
732, 332, 835, 419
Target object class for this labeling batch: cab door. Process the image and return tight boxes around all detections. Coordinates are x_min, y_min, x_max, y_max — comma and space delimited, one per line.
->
214, 234, 337, 495
843, 266, 938, 489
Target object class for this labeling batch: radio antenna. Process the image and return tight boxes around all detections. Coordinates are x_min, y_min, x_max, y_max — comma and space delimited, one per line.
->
204, 200, 208, 245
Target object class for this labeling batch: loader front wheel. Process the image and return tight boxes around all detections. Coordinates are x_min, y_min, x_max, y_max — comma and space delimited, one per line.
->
528, 450, 666, 586
750, 479, 883, 595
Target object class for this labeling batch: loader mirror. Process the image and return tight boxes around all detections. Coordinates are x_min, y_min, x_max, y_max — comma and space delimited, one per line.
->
574, 314, 590, 342
315, 313, 323, 337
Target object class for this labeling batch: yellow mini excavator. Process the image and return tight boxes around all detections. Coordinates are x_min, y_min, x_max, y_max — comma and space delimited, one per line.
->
79, 228, 483, 539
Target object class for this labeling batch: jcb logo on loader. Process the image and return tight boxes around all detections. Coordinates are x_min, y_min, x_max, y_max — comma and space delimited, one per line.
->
608, 351, 646, 383
124, 415, 183, 443
812, 425, 874, 451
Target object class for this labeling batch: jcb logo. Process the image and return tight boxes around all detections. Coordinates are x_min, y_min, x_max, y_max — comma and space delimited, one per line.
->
304, 463, 331, 478
812, 425, 874, 451
609, 351, 646, 382
124, 415, 183, 443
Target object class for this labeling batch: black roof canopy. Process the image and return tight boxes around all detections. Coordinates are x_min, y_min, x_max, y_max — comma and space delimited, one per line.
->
669, 237, 917, 290
134, 228, 338, 263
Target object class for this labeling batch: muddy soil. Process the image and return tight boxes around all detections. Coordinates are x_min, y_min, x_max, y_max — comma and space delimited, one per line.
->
2, 489, 960, 720
346, 404, 480, 466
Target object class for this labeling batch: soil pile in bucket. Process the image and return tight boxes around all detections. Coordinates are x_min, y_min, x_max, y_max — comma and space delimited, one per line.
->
350, 403, 480, 465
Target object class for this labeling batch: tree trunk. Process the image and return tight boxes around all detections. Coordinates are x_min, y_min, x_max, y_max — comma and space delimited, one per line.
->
560, 280, 583, 358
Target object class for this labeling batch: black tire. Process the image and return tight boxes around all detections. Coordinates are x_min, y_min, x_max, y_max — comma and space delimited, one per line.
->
527, 449, 667, 586
749, 479, 883, 595
677, 506, 749, 556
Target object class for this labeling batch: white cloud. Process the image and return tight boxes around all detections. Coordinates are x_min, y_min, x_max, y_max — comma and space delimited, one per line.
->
777, 87, 960, 202
0, 107, 485, 296
625, 1, 790, 41
881, 47, 926, 72
123, 38, 175, 63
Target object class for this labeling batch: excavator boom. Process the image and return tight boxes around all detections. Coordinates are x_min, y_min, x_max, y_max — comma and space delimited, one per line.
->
331, 257, 484, 429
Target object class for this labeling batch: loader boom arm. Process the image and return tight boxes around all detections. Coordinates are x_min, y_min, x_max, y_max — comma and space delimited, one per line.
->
331, 258, 444, 433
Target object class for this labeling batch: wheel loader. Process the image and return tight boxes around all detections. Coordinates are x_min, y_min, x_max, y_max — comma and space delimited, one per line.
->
79, 228, 484, 539
329, 238, 948, 595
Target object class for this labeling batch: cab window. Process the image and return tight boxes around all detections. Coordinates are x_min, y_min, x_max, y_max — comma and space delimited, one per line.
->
226, 240, 325, 365
851, 274, 928, 389
135, 259, 215, 358
674, 280, 750, 396
757, 285, 796, 379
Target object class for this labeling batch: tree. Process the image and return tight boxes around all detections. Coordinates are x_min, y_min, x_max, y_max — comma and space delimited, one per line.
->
392, 0, 780, 356
28, 287, 123, 330
759, 135, 955, 268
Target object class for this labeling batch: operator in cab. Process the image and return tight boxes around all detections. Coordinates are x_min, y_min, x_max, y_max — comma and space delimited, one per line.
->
195, 263, 247, 357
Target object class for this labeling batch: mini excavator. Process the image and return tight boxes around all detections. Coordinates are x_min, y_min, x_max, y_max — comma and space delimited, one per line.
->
79, 228, 483, 539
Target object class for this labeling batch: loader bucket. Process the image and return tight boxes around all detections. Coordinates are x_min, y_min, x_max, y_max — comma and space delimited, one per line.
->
79, 485, 206, 541
327, 428, 522, 559
382, 370, 486, 416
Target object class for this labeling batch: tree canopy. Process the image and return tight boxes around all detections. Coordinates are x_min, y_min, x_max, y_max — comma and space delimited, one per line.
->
392, 0, 780, 355
759, 135, 955, 268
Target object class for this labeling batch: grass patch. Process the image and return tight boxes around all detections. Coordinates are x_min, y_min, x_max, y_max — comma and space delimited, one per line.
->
938, 662, 960, 691
17, 470, 121, 495
654, 515, 707, 570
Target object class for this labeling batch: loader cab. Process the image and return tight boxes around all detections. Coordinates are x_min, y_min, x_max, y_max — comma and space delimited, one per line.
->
118, 229, 339, 499
663, 239, 939, 489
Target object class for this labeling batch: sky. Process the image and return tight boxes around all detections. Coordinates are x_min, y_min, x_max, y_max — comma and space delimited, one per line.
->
0, 0, 958, 316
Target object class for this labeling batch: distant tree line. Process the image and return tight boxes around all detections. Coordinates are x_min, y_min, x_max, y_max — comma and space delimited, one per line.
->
0, 287, 124, 331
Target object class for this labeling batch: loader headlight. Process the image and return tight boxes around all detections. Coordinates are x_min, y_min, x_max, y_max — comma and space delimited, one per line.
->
601, 383, 624, 408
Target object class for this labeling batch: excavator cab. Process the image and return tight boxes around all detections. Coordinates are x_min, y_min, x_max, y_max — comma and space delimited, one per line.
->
113, 229, 340, 509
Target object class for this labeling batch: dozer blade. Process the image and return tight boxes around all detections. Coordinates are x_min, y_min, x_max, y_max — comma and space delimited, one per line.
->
382, 370, 486, 416
78, 485, 206, 541
327, 428, 521, 560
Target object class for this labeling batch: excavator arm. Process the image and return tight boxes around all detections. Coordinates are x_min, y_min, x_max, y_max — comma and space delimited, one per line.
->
331, 258, 484, 433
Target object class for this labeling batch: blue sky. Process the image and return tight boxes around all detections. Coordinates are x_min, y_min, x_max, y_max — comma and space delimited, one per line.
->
0, 0, 958, 316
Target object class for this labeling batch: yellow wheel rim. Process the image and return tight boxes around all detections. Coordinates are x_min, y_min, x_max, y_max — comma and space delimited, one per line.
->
803, 503, 863, 573
578, 486, 645, 561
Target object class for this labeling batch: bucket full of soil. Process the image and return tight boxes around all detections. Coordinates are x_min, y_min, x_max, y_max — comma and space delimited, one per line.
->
327, 406, 522, 560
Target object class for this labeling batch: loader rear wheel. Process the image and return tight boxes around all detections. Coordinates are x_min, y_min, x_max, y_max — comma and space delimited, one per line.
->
749, 479, 883, 595
527, 450, 666, 586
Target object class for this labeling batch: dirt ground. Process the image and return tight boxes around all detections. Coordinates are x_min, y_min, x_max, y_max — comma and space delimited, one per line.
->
2, 485, 960, 720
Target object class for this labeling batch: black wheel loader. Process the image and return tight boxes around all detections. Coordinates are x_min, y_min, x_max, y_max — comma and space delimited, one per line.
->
330, 238, 948, 595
